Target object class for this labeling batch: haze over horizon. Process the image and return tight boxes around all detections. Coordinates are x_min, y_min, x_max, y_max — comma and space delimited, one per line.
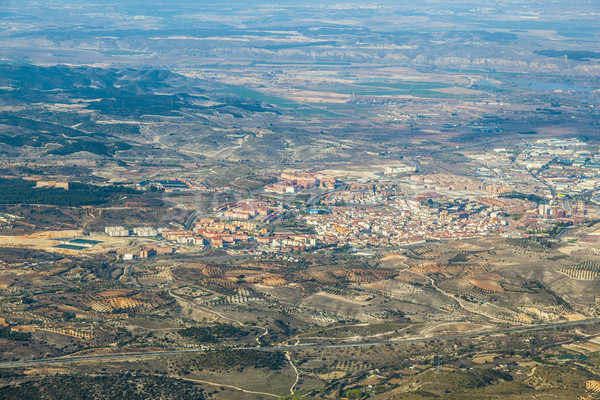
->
1, 1, 600, 399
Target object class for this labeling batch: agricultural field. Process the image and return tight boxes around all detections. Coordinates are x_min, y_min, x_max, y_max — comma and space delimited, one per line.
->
1, 0, 600, 398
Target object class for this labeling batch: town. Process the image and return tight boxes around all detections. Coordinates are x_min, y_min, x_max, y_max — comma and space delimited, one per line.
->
87, 139, 599, 263
2, 1, 600, 397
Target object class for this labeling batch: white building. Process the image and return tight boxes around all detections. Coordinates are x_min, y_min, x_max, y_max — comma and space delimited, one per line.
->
133, 227, 159, 237
105, 226, 130, 237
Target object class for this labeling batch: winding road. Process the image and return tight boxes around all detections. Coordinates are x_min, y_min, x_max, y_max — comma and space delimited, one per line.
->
1, 317, 599, 369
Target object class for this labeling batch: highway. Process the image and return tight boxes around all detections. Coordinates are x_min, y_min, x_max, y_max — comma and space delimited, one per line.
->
531, 169, 555, 197
556, 226, 575, 241
306, 184, 348, 207
391, 137, 508, 176
125, 264, 139, 287
1, 317, 599, 369
184, 210, 200, 231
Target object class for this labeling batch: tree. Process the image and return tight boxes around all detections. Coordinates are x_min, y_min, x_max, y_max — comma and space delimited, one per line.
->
346, 389, 362, 399
279, 395, 302, 400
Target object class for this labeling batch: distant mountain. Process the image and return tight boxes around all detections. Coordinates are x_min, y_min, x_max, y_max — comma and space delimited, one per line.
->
0, 64, 278, 157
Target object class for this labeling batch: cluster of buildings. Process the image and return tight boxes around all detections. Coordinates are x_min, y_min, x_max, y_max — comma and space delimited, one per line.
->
215, 199, 283, 223
476, 197, 537, 214
103, 226, 179, 259
384, 164, 415, 175
470, 138, 600, 199
103, 145, 600, 258
106, 226, 207, 239
194, 218, 262, 248
109, 219, 322, 255
139, 244, 174, 259
194, 217, 318, 251
105, 226, 130, 237
539, 160, 600, 197
516, 138, 588, 171
410, 173, 510, 193
161, 229, 205, 245
322, 182, 399, 206
264, 171, 339, 194
0, 212, 20, 227
303, 197, 508, 247
105, 226, 168, 237
538, 203, 586, 218
301, 169, 598, 247
133, 226, 159, 237
470, 151, 547, 196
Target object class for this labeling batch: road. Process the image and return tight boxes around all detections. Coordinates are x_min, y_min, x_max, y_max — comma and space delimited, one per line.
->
169, 290, 269, 347
1, 317, 599, 369
409, 270, 515, 323
184, 210, 200, 231
391, 137, 507, 176
175, 375, 279, 398
306, 184, 347, 207
125, 264, 139, 287
531, 170, 555, 198
285, 351, 299, 395
556, 226, 575, 241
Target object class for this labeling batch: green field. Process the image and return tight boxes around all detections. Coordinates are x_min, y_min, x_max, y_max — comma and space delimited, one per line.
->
214, 86, 299, 108
357, 81, 452, 90
252, 61, 352, 66
295, 82, 468, 99
213, 85, 344, 116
